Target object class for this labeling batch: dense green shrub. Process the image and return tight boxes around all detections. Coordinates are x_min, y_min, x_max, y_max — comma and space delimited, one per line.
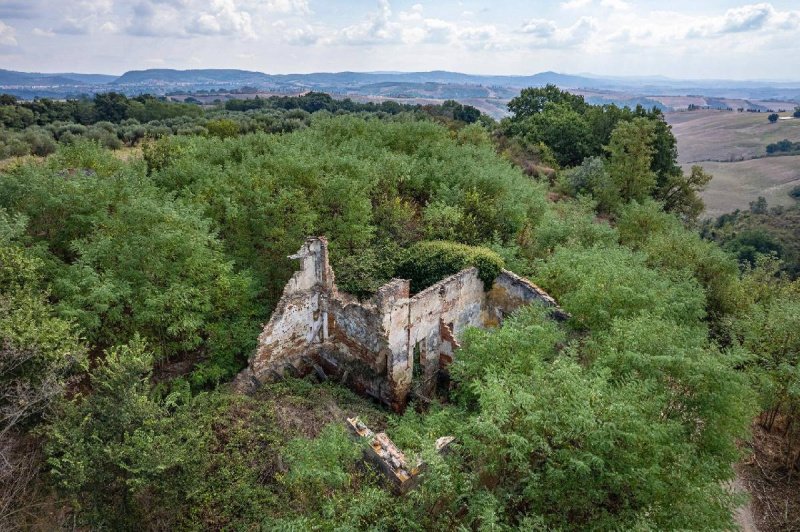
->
395, 241, 505, 293
0, 104, 778, 530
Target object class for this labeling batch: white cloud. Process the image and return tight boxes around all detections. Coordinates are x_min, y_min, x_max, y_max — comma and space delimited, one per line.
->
335, 0, 397, 45
126, 0, 260, 38
283, 23, 321, 45
686, 3, 800, 38
520, 16, 597, 48
33, 27, 55, 37
520, 19, 557, 38
562, 0, 629, 10
600, 0, 630, 10
263, 0, 310, 14
188, 0, 255, 39
561, 0, 591, 9
0, 20, 18, 46
55, 18, 89, 35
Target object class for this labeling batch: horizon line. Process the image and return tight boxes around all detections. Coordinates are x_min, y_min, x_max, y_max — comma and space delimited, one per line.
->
4, 67, 800, 85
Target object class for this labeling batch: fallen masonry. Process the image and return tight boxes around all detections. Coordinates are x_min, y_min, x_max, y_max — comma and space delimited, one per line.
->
235, 236, 567, 411
346, 417, 425, 494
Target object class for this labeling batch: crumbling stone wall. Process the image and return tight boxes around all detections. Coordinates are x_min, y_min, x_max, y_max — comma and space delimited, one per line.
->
237, 237, 566, 411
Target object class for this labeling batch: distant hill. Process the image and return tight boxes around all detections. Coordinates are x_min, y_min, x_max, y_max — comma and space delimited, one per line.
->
1, 68, 798, 110
109, 69, 601, 89
59, 73, 118, 84
113, 68, 272, 85
0, 69, 116, 86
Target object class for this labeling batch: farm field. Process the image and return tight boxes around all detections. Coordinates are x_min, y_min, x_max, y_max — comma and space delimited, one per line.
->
667, 109, 800, 163
685, 155, 800, 217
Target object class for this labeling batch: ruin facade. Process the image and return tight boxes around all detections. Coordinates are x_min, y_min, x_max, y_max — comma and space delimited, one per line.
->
236, 237, 567, 411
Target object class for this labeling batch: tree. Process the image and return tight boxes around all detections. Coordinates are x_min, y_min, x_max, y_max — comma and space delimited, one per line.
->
507, 84, 587, 120
606, 118, 657, 206
750, 196, 768, 214
45, 339, 208, 528
793, 106, 800, 118
511, 102, 594, 167
768, 113, 779, 123
93, 92, 130, 122
450, 302, 754, 530
0, 210, 87, 527
656, 164, 713, 221
206, 118, 239, 138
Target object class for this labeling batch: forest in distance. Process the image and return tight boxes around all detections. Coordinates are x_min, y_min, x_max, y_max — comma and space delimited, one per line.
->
1, 85, 799, 530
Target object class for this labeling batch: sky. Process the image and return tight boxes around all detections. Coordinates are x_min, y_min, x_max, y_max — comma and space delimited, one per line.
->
0, 0, 799, 79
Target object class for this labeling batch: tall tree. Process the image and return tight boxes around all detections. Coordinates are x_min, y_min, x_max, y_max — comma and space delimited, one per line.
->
606, 118, 657, 205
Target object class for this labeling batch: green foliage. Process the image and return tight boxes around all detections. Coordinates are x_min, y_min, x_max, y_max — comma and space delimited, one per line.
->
526, 196, 619, 260
750, 196, 768, 214
768, 113, 779, 123
507, 84, 588, 119
150, 117, 545, 296
536, 244, 706, 330
396, 241, 505, 293
655, 164, 712, 221
1, 210, 87, 433
45, 339, 214, 528
449, 305, 754, 530
766, 138, 800, 155
0, 106, 773, 530
617, 200, 744, 321
703, 202, 800, 279
505, 88, 693, 218
606, 117, 657, 206
507, 102, 595, 167
724, 229, 784, 266
206, 118, 240, 138
733, 274, 800, 468
0, 143, 259, 383
281, 424, 361, 503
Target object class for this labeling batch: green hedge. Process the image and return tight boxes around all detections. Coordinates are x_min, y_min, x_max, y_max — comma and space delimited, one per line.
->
395, 241, 505, 293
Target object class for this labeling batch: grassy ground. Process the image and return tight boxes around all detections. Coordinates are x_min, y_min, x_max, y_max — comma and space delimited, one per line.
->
687, 156, 800, 218
667, 110, 800, 164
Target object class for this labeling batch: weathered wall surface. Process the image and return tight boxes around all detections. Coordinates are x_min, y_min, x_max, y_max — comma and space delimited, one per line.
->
238, 237, 567, 411
488, 269, 570, 323
405, 268, 486, 399
247, 238, 331, 383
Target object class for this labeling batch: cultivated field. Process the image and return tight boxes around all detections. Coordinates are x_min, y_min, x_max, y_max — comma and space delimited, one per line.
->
666, 109, 800, 217
666, 109, 800, 163
685, 156, 800, 218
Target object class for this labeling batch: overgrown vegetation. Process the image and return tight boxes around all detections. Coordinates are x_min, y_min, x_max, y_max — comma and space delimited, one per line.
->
703, 201, 800, 279
396, 241, 505, 292
0, 92, 482, 159
0, 88, 794, 529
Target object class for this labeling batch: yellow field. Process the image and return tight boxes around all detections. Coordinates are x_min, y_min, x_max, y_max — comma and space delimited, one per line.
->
666, 110, 800, 217
667, 110, 800, 164
685, 156, 800, 218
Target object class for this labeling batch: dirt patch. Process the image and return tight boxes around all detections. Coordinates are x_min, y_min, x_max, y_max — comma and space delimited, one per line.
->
738, 422, 800, 531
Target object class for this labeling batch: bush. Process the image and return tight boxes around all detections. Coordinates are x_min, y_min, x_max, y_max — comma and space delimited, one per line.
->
395, 241, 505, 293
206, 118, 239, 139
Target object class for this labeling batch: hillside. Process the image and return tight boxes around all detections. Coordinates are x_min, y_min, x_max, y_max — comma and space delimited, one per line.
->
667, 110, 800, 163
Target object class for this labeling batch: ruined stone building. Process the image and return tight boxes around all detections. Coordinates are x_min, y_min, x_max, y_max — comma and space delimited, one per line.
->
236, 237, 566, 411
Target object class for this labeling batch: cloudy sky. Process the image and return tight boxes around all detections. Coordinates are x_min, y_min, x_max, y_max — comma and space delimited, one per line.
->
0, 0, 798, 79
